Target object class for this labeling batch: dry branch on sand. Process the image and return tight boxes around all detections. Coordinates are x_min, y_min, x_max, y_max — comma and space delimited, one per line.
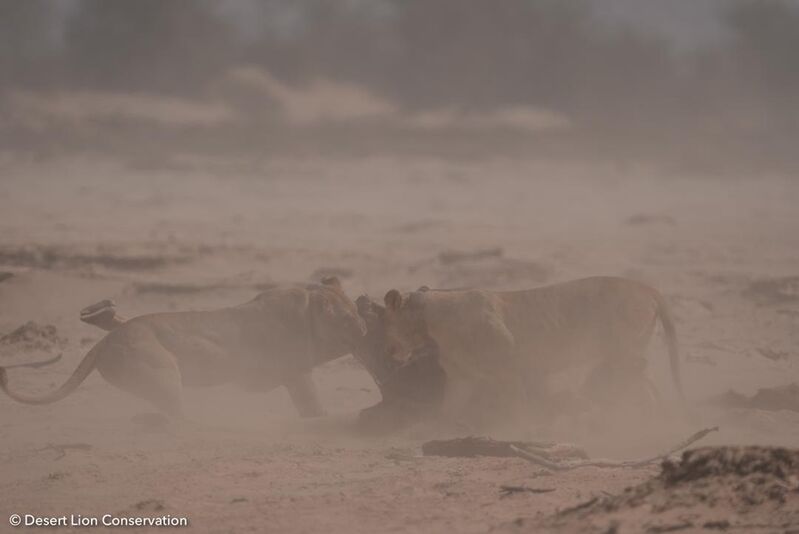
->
499, 485, 556, 498
510, 427, 719, 471
422, 436, 588, 462
2, 353, 62, 369
532, 446, 799, 533
422, 428, 719, 472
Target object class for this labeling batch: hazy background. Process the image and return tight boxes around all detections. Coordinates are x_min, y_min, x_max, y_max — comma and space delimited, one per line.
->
1, 0, 797, 173
2, 4, 799, 532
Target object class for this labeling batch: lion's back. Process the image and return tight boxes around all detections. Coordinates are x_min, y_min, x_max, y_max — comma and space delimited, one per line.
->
420, 277, 661, 368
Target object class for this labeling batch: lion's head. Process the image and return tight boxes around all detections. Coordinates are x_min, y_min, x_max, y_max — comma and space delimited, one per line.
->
381, 288, 430, 365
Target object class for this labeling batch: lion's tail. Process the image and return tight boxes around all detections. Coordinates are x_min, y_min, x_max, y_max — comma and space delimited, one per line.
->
0, 348, 99, 405
652, 290, 684, 400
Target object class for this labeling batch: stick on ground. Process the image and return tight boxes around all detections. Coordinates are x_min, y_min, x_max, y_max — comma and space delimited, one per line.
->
499, 485, 556, 497
511, 426, 719, 471
421, 436, 587, 462
421, 428, 720, 472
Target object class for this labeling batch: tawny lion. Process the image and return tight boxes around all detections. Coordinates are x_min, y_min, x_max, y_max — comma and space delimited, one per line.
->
0, 278, 366, 419
380, 276, 682, 427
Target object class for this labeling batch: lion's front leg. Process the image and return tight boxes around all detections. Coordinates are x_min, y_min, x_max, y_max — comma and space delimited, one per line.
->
284, 372, 326, 418
438, 316, 526, 432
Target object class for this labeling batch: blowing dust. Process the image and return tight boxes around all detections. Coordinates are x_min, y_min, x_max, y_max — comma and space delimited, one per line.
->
1, 158, 798, 533
2, 1, 799, 532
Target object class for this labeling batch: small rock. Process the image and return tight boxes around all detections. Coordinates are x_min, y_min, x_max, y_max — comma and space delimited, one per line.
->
133, 499, 165, 512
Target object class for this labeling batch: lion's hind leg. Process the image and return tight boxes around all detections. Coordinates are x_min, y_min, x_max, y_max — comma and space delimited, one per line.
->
582, 308, 659, 413
95, 336, 184, 419
580, 358, 661, 422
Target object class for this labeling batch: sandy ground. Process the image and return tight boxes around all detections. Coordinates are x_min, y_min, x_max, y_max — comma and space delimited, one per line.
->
1, 156, 798, 533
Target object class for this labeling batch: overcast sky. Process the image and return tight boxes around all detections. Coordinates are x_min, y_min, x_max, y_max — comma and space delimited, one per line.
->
53, 0, 730, 52
591, 0, 728, 50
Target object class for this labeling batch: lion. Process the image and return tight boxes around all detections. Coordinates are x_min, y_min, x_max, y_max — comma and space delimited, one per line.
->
0, 277, 366, 419
380, 277, 682, 428
352, 295, 445, 432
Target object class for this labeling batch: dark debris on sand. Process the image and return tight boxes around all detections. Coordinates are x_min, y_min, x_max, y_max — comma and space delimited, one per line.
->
711, 383, 799, 413
0, 321, 67, 355
0, 244, 195, 272
509, 447, 799, 533
744, 276, 799, 305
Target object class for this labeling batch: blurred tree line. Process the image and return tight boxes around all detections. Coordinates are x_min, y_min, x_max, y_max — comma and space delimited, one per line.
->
1, 0, 797, 169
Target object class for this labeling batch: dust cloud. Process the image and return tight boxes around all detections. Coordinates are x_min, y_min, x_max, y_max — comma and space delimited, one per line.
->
1, 2, 798, 533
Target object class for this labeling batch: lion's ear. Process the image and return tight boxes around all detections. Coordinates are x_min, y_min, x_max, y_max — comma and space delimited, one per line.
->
384, 289, 403, 311
321, 276, 342, 289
